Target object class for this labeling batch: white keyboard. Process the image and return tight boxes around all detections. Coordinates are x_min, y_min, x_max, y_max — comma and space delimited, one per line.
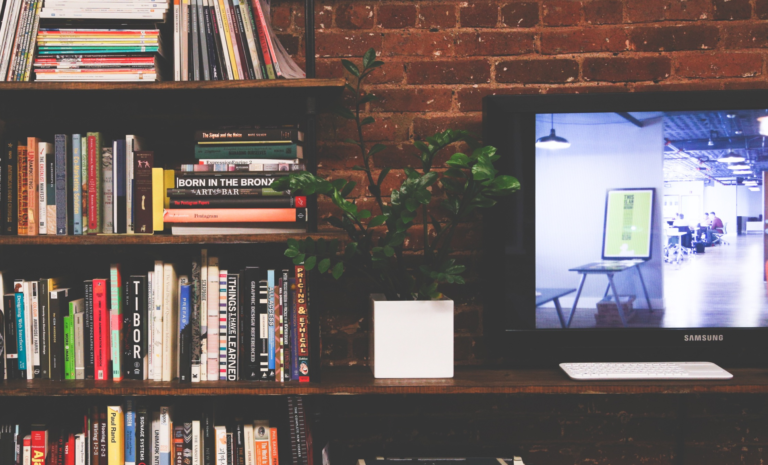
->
560, 362, 733, 380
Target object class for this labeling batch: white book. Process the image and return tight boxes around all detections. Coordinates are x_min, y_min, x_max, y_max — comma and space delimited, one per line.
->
192, 420, 201, 465
153, 260, 164, 381
103, 144, 114, 234
180, 0, 188, 80
253, 421, 269, 459
40, 10, 167, 18
214, 426, 227, 465
74, 306, 85, 379
159, 407, 171, 465
30, 281, 40, 377
75, 433, 86, 465
42, 6, 167, 12
151, 411, 161, 465
0, 0, 23, 79
23, 282, 33, 380
243, 424, 255, 465
236, 0, 261, 79
37, 143, 49, 234
206, 257, 219, 380
125, 135, 145, 234
147, 270, 154, 380
173, 0, 180, 81
218, 269, 227, 380
162, 263, 178, 381
197, 158, 302, 165
199, 249, 207, 381
44, 1, 168, 8
35, 74, 158, 82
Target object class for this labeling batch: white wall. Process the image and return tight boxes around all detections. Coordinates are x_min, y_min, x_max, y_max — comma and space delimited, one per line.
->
536, 113, 664, 310
737, 186, 763, 218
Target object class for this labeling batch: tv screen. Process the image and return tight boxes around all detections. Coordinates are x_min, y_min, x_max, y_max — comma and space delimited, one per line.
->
483, 92, 768, 365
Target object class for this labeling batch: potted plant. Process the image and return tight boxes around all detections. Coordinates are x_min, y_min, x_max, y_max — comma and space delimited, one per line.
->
270, 49, 520, 378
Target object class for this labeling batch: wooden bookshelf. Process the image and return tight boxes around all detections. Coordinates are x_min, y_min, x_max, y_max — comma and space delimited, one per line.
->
0, 231, 343, 246
0, 79, 345, 92
0, 367, 765, 396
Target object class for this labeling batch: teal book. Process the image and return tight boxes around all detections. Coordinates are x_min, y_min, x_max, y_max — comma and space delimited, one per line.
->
73, 134, 83, 235
194, 144, 300, 160
64, 314, 74, 379
15, 291, 26, 372
38, 47, 159, 53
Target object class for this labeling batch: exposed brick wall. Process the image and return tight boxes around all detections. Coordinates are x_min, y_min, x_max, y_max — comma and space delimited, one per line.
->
271, 0, 768, 366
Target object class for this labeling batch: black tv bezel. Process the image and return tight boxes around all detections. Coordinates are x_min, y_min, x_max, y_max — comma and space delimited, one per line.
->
482, 90, 768, 368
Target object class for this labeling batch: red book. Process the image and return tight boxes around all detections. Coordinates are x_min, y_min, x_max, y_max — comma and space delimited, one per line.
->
295, 265, 309, 383
162, 208, 306, 223
31, 430, 47, 465
249, 0, 278, 76
87, 135, 98, 234
93, 279, 110, 380
64, 434, 75, 465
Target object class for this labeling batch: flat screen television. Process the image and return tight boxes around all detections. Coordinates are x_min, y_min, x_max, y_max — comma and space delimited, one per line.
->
482, 90, 768, 366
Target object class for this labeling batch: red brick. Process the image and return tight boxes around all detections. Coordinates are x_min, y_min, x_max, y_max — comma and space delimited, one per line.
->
713, 0, 752, 20
542, 0, 582, 26
496, 59, 579, 83
456, 86, 542, 112
583, 0, 623, 24
314, 2, 333, 29
634, 81, 722, 92
540, 27, 627, 54
419, 3, 457, 29
545, 84, 629, 93
626, 0, 665, 22
757, 0, 768, 19
459, 2, 499, 28
276, 33, 300, 57
270, 5, 292, 31
317, 144, 365, 170
675, 52, 762, 78
336, 114, 413, 142
316, 31, 382, 57
315, 59, 344, 79
501, 2, 540, 27
377, 4, 417, 28
454, 31, 535, 56
318, 56, 404, 84
335, 3, 374, 29
319, 171, 368, 199
723, 23, 768, 49
583, 56, 671, 82
406, 60, 492, 84
365, 61, 406, 84
722, 79, 768, 90
370, 88, 453, 112
413, 114, 483, 140
666, 0, 712, 21
376, 169, 408, 196
382, 31, 455, 57
372, 143, 425, 169
628, 25, 719, 51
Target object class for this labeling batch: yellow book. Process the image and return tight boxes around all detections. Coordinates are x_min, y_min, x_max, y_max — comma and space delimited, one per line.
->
152, 167, 164, 232
218, 0, 239, 80
107, 405, 124, 465
163, 169, 175, 209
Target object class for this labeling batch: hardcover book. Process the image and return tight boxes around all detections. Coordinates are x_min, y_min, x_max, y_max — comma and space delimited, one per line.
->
27, 137, 39, 237
17, 144, 28, 235
191, 259, 202, 382
206, 257, 219, 380
102, 144, 114, 234
126, 275, 148, 380
241, 266, 259, 380
125, 135, 145, 234
114, 139, 126, 234
107, 405, 125, 465
72, 135, 83, 235
54, 134, 68, 235
267, 270, 274, 381
93, 278, 110, 380
87, 133, 103, 234
46, 147, 56, 235
218, 269, 227, 380
178, 282, 191, 383
49, 288, 71, 381
3, 141, 18, 235
133, 151, 154, 235
226, 273, 238, 381
295, 266, 308, 382
38, 142, 52, 235
110, 263, 123, 380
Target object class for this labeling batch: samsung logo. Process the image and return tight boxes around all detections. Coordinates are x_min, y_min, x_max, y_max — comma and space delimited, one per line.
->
684, 335, 724, 342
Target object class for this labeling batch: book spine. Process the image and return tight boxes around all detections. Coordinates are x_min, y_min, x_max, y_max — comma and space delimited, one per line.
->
180, 0, 188, 81
151, 412, 161, 465
258, 273, 268, 381
37, 141, 46, 235
210, 0, 231, 79
87, 133, 101, 234
107, 405, 124, 465
226, 273, 238, 381
221, 0, 241, 79
81, 136, 88, 234
218, 269, 227, 380
71, 136, 82, 235
102, 144, 114, 234
147, 271, 154, 381
17, 145, 27, 234
231, 0, 254, 79
152, 168, 164, 233
194, 144, 299, 160
38, 279, 49, 379
268, 428, 278, 465
195, 129, 302, 143
115, 140, 126, 234
235, 424, 244, 465
173, 0, 180, 81
91, 406, 100, 465
214, 426, 226, 465
54, 135, 68, 235
136, 409, 148, 465
281, 270, 289, 383
197, 0, 210, 80
93, 279, 109, 380
274, 282, 282, 383
64, 313, 73, 379
46, 146, 56, 235
289, 279, 298, 380
202, 0, 219, 80
295, 265, 308, 382
202, 409, 214, 465
267, 270, 275, 380
15, 290, 26, 374
168, 197, 302, 208
31, 281, 40, 377
190, 0, 200, 80
178, 283, 191, 382
100, 409, 108, 463
152, 261, 163, 381
191, 421, 201, 465
182, 423, 192, 465
159, 407, 171, 465
48, 288, 63, 381
125, 399, 136, 465
199, 249, 208, 382
161, 264, 177, 382
242, 267, 259, 380
125, 136, 135, 234
237, 0, 260, 79
127, 275, 147, 380
134, 151, 154, 234
84, 280, 94, 379
4, 141, 17, 234
253, 423, 268, 465
206, 257, 219, 380
191, 259, 202, 382
4, 295, 19, 380
74, 309, 84, 379
249, 0, 274, 79
110, 263, 123, 381
163, 208, 306, 223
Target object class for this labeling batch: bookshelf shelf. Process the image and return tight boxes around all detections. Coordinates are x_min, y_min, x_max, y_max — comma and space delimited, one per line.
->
1, 367, 764, 396
0, 78, 346, 92
0, 231, 343, 245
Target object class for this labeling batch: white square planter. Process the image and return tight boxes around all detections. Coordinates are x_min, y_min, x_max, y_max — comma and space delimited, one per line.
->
369, 293, 454, 379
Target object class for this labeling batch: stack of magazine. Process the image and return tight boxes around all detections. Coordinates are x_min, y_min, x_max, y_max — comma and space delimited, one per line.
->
0, 0, 43, 81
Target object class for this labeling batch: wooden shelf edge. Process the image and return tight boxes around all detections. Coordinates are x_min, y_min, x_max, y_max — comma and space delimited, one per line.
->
0, 232, 344, 245
0, 79, 346, 92
1, 367, 766, 396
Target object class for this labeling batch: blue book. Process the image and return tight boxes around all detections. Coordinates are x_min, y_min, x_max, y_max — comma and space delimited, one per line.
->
54, 134, 69, 235
72, 134, 82, 235
15, 291, 25, 372
267, 270, 275, 376
114, 140, 126, 234
178, 284, 191, 382
125, 398, 136, 465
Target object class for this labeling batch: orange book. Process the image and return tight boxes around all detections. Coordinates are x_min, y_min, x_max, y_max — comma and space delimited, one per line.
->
17, 145, 28, 235
27, 137, 39, 236
269, 428, 278, 465
254, 423, 269, 465
162, 208, 305, 223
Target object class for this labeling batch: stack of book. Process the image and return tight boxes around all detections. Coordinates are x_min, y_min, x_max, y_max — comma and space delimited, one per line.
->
166, 125, 308, 235
173, 0, 304, 80
0, 396, 321, 465
0, 0, 43, 81
33, 28, 163, 82
40, 0, 168, 20
0, 251, 312, 383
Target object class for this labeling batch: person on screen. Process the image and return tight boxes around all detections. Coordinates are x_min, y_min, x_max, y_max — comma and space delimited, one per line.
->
673, 214, 692, 247
672, 213, 689, 228
696, 213, 710, 241
705, 212, 725, 243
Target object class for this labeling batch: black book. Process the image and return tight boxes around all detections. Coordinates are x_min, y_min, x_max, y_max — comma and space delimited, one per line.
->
195, 0, 210, 81
84, 280, 94, 379
202, 407, 215, 465
4, 294, 19, 379
207, 0, 227, 80
191, 260, 201, 382
226, 432, 234, 465
3, 140, 17, 235
49, 288, 71, 381
136, 408, 149, 465
32, 282, 40, 378
241, 266, 259, 380
235, 422, 245, 465
202, 0, 220, 80
257, 271, 269, 381
231, 0, 255, 79
281, 269, 290, 381
226, 273, 239, 381
125, 275, 147, 380
37, 279, 49, 380
182, 422, 193, 464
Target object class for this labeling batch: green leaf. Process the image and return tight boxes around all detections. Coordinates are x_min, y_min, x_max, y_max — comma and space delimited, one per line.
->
377, 167, 391, 187
420, 171, 438, 187
472, 145, 497, 160
403, 167, 419, 179
341, 59, 360, 77
305, 255, 317, 271
287, 238, 300, 250
331, 178, 347, 191
368, 144, 387, 157
345, 83, 357, 93
446, 153, 470, 168
341, 181, 357, 198
368, 215, 387, 227
414, 188, 431, 204
293, 253, 306, 265
360, 116, 375, 126
304, 237, 316, 254
352, 165, 366, 171
345, 242, 358, 257
453, 276, 466, 285
471, 156, 495, 181
332, 262, 345, 280
358, 209, 371, 219
327, 216, 344, 229
471, 195, 496, 208
486, 175, 521, 194
400, 209, 417, 224
383, 246, 394, 257
318, 258, 331, 274
414, 141, 430, 155
444, 167, 466, 179
333, 106, 356, 120
284, 248, 299, 258
367, 60, 384, 70
405, 197, 419, 212
329, 239, 340, 254
445, 265, 466, 275
362, 48, 376, 69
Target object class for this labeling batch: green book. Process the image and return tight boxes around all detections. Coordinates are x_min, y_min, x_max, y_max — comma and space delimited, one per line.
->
193, 143, 300, 160
63, 314, 74, 380
86, 132, 102, 234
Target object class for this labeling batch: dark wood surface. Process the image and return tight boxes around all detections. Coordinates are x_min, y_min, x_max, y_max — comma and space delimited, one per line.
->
0, 231, 343, 245
2, 367, 768, 396
0, 79, 345, 92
